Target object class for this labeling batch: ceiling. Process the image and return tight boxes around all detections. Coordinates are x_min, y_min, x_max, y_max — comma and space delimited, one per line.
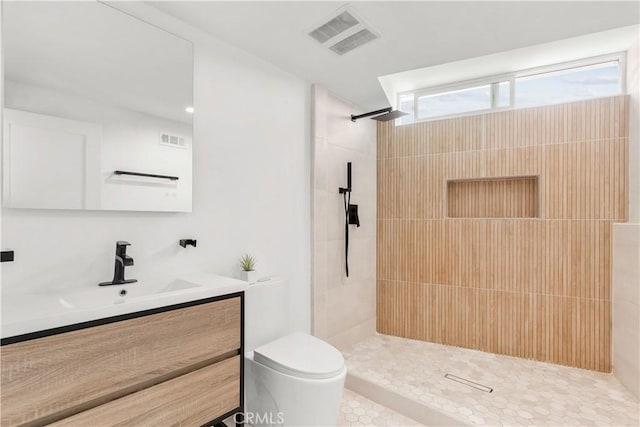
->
150, 1, 639, 110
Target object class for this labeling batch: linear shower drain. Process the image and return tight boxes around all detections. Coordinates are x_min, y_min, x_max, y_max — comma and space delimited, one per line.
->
444, 373, 493, 393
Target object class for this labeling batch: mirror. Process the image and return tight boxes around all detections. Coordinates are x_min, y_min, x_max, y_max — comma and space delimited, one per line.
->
2, 1, 193, 212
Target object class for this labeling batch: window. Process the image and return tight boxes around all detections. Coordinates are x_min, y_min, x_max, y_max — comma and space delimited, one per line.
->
514, 61, 621, 108
397, 93, 415, 125
496, 81, 511, 107
402, 80, 511, 122
417, 84, 492, 119
397, 54, 624, 124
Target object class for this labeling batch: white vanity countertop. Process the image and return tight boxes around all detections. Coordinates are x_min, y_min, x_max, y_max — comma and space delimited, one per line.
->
1, 273, 249, 340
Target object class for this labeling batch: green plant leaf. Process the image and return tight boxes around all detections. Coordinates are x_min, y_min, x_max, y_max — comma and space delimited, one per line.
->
240, 253, 256, 271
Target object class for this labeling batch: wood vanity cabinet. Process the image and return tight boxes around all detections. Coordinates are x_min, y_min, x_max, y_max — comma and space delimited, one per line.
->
0, 292, 244, 427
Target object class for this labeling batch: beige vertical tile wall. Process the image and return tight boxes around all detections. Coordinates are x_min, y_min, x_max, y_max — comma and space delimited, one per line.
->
613, 224, 640, 398
311, 85, 377, 350
377, 95, 629, 372
613, 40, 640, 398
626, 40, 640, 224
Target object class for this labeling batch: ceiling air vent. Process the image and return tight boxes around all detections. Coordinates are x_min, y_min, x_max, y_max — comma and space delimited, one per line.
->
307, 6, 380, 55
329, 28, 378, 55
309, 11, 358, 43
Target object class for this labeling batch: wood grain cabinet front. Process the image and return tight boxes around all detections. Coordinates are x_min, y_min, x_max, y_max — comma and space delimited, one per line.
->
51, 356, 241, 427
0, 294, 243, 427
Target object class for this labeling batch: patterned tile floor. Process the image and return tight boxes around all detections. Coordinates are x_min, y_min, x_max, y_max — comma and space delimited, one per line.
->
343, 334, 640, 426
337, 389, 423, 426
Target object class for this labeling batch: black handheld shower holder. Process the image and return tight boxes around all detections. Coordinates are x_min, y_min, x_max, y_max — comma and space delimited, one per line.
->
339, 162, 360, 277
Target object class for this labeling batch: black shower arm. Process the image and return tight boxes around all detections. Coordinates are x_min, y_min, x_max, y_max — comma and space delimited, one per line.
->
350, 107, 392, 122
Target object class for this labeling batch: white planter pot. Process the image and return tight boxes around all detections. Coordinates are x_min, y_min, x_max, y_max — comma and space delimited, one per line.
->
240, 270, 258, 283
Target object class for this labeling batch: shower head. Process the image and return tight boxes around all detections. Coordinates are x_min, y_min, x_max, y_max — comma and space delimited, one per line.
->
372, 110, 408, 121
351, 107, 408, 122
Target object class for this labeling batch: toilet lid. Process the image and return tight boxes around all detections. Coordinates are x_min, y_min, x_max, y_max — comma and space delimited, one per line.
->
253, 332, 345, 380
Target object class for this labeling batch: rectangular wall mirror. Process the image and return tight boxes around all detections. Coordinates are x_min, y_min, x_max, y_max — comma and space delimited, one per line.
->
2, 1, 194, 212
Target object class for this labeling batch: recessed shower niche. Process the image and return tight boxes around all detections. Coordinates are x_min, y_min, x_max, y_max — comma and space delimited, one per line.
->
447, 176, 539, 218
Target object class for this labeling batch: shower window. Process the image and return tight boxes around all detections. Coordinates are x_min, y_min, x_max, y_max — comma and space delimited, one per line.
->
397, 93, 415, 125
514, 61, 621, 108
496, 81, 511, 107
417, 84, 492, 119
399, 80, 510, 122
397, 53, 624, 124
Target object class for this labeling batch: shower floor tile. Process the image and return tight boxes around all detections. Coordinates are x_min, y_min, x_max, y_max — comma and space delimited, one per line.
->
338, 389, 423, 426
343, 334, 639, 426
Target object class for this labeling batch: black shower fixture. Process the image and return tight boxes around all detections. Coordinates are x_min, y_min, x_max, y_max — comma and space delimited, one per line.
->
350, 107, 408, 122
338, 162, 352, 194
339, 162, 360, 277
179, 239, 197, 248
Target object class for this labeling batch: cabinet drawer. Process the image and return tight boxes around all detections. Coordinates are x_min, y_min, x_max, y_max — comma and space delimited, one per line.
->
1, 297, 241, 426
52, 356, 240, 427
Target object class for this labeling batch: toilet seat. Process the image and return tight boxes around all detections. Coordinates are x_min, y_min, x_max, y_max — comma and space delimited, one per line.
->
253, 332, 345, 380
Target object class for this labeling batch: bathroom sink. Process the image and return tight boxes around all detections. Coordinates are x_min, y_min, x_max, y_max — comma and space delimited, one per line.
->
56, 279, 201, 309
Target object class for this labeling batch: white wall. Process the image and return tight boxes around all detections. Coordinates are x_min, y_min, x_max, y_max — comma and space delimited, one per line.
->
0, 3, 311, 332
311, 85, 376, 350
612, 38, 640, 398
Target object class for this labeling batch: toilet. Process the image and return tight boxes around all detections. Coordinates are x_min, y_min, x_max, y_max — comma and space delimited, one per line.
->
244, 278, 346, 426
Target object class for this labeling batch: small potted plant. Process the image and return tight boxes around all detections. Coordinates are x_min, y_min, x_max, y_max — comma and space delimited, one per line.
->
240, 253, 257, 282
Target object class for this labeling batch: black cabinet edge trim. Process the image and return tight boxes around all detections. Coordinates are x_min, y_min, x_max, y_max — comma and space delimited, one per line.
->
202, 407, 242, 427
1, 291, 244, 345
240, 292, 245, 424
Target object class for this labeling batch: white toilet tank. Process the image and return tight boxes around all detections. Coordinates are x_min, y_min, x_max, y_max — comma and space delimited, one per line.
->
244, 278, 288, 352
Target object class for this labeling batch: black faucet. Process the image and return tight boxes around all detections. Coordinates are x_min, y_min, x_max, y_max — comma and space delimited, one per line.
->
99, 241, 137, 286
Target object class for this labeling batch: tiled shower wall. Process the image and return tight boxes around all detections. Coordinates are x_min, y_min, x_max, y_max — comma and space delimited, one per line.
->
377, 96, 628, 372
613, 39, 640, 398
311, 85, 377, 350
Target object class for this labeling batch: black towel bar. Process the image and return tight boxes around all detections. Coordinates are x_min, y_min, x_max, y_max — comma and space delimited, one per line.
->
114, 170, 179, 181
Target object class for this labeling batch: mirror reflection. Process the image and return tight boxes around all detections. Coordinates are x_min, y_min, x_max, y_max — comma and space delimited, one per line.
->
3, 1, 194, 212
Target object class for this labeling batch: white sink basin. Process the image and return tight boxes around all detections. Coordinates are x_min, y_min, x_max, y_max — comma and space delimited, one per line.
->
56, 279, 202, 309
